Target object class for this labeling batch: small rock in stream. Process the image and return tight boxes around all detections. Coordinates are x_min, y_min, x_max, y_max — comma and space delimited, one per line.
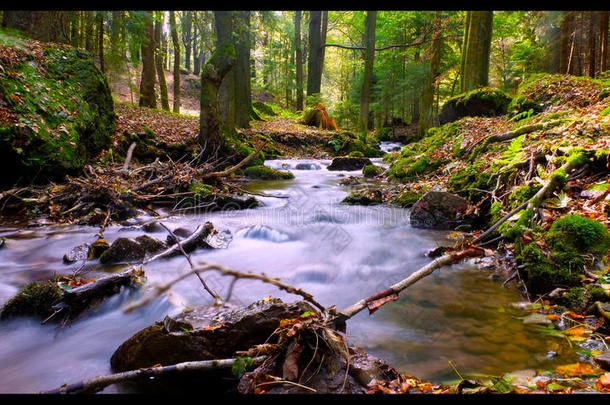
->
99, 237, 146, 264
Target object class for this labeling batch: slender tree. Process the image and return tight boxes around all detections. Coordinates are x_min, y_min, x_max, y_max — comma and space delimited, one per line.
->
358, 11, 377, 136
306, 10, 322, 98
419, 12, 443, 137
139, 11, 157, 109
155, 13, 170, 111
97, 12, 104, 73
234, 11, 254, 128
217, 11, 235, 131
294, 11, 304, 111
169, 11, 181, 113
183, 11, 192, 73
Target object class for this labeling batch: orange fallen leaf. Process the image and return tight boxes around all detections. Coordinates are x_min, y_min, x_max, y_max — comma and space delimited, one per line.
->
546, 314, 560, 321
202, 321, 224, 331
564, 326, 591, 337
555, 363, 601, 376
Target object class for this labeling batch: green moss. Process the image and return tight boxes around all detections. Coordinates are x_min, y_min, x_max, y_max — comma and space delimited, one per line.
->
341, 191, 381, 206
546, 214, 610, 256
0, 281, 63, 320
376, 127, 392, 141
362, 164, 384, 178
499, 208, 533, 242
348, 150, 364, 158
490, 201, 504, 225
508, 183, 543, 210
549, 168, 567, 186
189, 182, 213, 196
389, 190, 423, 208
601, 106, 610, 116
519, 243, 580, 293
244, 165, 295, 180
447, 161, 493, 197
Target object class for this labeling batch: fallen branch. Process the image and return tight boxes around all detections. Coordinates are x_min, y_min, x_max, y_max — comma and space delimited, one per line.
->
465, 119, 565, 159
201, 141, 266, 179
158, 222, 217, 299
195, 261, 326, 313
42, 355, 267, 394
122, 142, 137, 170
143, 223, 214, 264
335, 247, 485, 323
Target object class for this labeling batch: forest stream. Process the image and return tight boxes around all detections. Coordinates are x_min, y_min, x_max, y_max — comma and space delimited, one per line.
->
0, 142, 579, 393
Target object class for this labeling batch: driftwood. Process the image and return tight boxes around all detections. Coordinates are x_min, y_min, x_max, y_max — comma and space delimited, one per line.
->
122, 142, 137, 170
464, 119, 564, 159
143, 223, 214, 264
42, 356, 267, 394
201, 141, 266, 179
472, 150, 589, 245
334, 247, 485, 326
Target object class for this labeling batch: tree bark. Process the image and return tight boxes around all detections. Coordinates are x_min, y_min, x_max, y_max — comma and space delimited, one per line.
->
306, 11, 322, 99
294, 11, 304, 111
198, 44, 236, 149
169, 11, 181, 114
216, 11, 235, 132
155, 14, 170, 111
97, 12, 104, 73
183, 11, 192, 73
600, 11, 609, 73
460, 11, 493, 92
138, 11, 157, 109
418, 12, 443, 137
234, 11, 253, 129
358, 11, 376, 136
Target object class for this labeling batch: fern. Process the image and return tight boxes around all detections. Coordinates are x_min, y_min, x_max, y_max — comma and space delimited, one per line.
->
492, 134, 525, 172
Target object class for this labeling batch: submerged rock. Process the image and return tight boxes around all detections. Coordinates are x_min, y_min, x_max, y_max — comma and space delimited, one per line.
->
135, 235, 166, 254
0, 281, 62, 321
327, 157, 373, 171
341, 190, 382, 206
409, 191, 473, 230
99, 237, 146, 264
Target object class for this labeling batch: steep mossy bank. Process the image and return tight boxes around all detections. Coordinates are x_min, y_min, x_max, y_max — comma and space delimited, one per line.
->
0, 30, 115, 186
382, 73, 610, 300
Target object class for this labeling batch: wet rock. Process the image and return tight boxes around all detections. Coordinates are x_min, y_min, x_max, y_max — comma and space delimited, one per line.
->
341, 190, 382, 206
89, 238, 110, 258
165, 227, 192, 246
409, 191, 473, 230
338, 176, 363, 186
327, 157, 373, 171
110, 298, 313, 372
0, 281, 62, 321
593, 352, 610, 371
135, 235, 166, 254
63, 243, 91, 263
438, 87, 511, 125
99, 237, 146, 264
295, 162, 321, 170
142, 221, 163, 233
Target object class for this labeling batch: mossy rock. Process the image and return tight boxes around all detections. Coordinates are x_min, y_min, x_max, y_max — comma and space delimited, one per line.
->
438, 87, 511, 125
99, 237, 146, 264
387, 155, 443, 182
546, 214, 610, 256
0, 32, 115, 185
389, 190, 423, 208
0, 281, 62, 320
508, 183, 543, 210
362, 164, 384, 178
252, 101, 276, 116
244, 165, 295, 180
341, 191, 382, 206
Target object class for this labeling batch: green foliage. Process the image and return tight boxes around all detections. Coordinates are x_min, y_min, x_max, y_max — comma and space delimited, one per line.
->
231, 356, 254, 380
447, 161, 493, 197
499, 208, 533, 242
489, 201, 504, 225
348, 151, 364, 158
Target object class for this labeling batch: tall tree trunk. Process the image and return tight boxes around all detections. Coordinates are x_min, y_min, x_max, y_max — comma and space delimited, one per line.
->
183, 11, 192, 73
419, 12, 443, 137
560, 11, 575, 74
193, 15, 201, 76
155, 15, 170, 111
216, 11, 235, 131
319, 11, 328, 75
411, 44, 421, 125
199, 14, 236, 148
294, 10, 304, 111
169, 11, 181, 113
599, 11, 610, 72
97, 12, 104, 73
358, 10, 376, 136
139, 11, 156, 109
306, 10, 322, 99
234, 11, 253, 129
460, 10, 493, 92
110, 11, 122, 61
85, 11, 95, 53
70, 11, 80, 47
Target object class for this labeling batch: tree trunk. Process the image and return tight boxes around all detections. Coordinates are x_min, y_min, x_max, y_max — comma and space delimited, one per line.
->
155, 15, 170, 111
419, 12, 443, 137
97, 12, 104, 73
358, 11, 376, 136
169, 11, 181, 114
85, 11, 95, 53
198, 45, 236, 149
193, 15, 201, 77
234, 11, 253, 129
599, 11, 610, 72
216, 11, 235, 131
319, 11, 328, 75
560, 11, 574, 74
306, 10, 322, 99
139, 11, 157, 109
460, 11, 493, 92
294, 11, 304, 111
110, 11, 122, 60
70, 11, 80, 47
183, 11, 192, 73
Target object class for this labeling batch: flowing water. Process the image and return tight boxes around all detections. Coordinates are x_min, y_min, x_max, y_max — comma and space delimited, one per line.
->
0, 142, 577, 393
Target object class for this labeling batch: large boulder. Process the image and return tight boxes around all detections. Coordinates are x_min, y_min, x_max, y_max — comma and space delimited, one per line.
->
438, 87, 511, 125
409, 191, 473, 230
110, 299, 313, 372
0, 34, 115, 186
327, 157, 373, 171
